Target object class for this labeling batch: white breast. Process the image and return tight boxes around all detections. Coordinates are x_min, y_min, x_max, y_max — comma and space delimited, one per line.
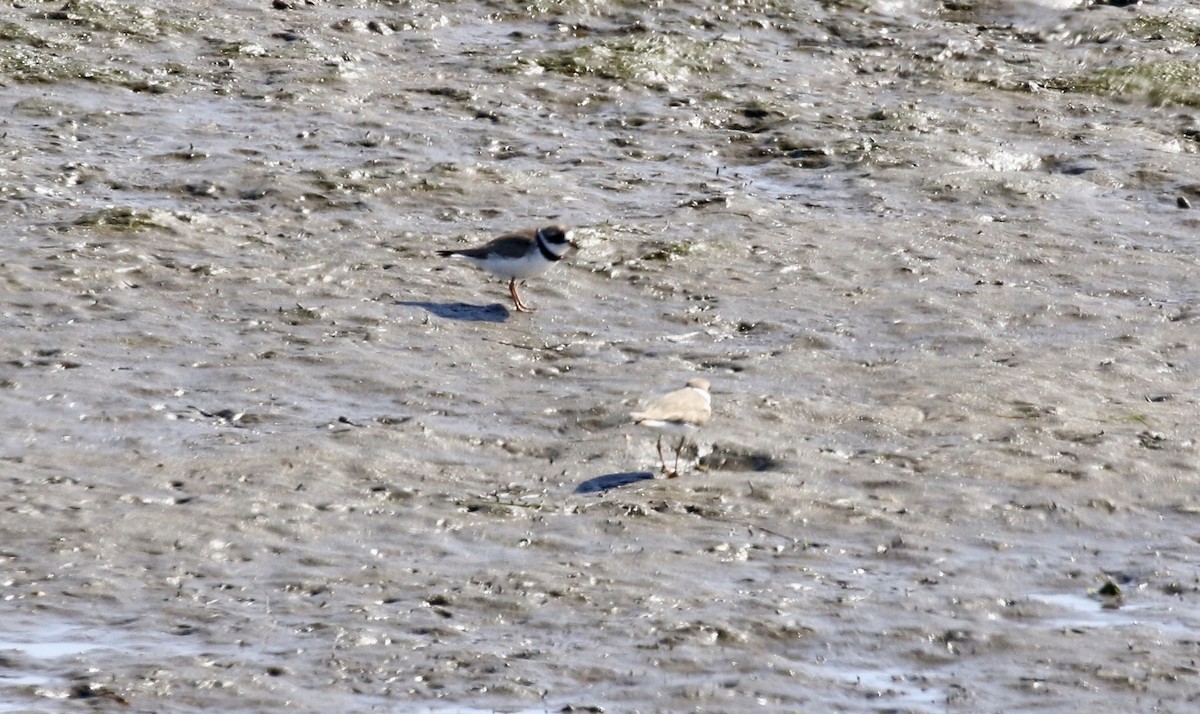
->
455, 249, 552, 280
485, 249, 554, 279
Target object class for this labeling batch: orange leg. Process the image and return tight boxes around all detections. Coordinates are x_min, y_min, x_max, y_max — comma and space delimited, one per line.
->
672, 437, 687, 476
509, 279, 534, 313
655, 436, 673, 476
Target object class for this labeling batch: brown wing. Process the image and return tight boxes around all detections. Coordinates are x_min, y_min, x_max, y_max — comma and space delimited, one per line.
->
440, 231, 536, 259
632, 387, 711, 425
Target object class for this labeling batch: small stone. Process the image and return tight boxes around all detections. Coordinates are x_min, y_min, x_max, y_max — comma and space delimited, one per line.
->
367, 20, 394, 35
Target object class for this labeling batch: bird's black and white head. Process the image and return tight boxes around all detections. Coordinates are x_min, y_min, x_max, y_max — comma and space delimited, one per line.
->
535, 225, 576, 261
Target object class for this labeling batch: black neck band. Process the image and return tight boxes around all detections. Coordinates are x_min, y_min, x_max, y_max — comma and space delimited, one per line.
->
535, 230, 564, 262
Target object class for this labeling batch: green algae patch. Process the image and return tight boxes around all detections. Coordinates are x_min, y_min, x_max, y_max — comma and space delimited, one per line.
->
0, 20, 53, 48
37, 0, 193, 41
1122, 14, 1200, 44
74, 207, 178, 232
0, 44, 130, 84
506, 0, 638, 13
1053, 60, 1200, 108
525, 33, 721, 89
0, 1, 199, 86
640, 240, 701, 262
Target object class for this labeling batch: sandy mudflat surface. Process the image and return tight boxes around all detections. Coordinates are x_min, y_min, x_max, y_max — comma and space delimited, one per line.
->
2, 0, 1199, 711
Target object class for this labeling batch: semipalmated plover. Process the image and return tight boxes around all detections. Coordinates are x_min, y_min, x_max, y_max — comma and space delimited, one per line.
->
631, 377, 712, 478
437, 225, 576, 313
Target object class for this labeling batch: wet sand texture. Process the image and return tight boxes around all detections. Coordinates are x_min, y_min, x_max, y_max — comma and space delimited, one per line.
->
2, 1, 1199, 711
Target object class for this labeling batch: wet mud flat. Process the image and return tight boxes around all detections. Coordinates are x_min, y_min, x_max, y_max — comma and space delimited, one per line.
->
2, 0, 1199, 711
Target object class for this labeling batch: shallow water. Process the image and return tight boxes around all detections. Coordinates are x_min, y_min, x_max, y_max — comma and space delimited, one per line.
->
2, 0, 1199, 711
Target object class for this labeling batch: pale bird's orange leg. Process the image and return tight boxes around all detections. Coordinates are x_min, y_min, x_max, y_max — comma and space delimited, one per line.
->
672, 437, 687, 477
509, 279, 534, 313
655, 435, 672, 476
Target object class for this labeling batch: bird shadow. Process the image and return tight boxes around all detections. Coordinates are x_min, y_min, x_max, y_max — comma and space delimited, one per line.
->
574, 471, 656, 494
396, 301, 510, 322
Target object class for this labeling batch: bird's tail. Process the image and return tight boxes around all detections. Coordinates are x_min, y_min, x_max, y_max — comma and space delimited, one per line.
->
436, 250, 459, 257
